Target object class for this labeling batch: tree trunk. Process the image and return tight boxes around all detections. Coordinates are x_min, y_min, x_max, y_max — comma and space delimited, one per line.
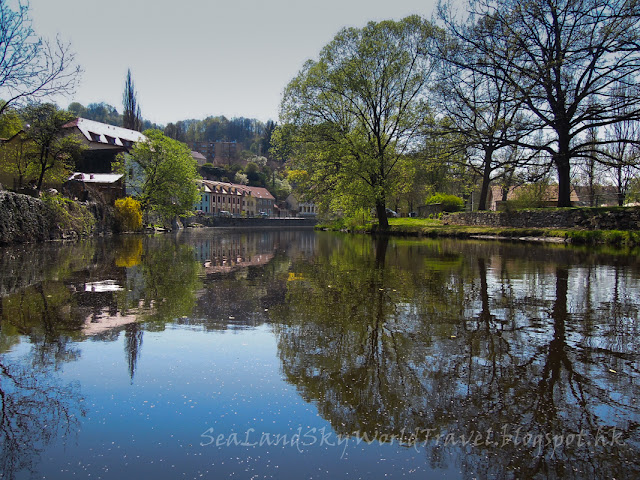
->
617, 166, 624, 206
36, 165, 46, 191
36, 146, 48, 191
376, 201, 388, 230
477, 151, 495, 211
588, 157, 595, 207
554, 147, 572, 207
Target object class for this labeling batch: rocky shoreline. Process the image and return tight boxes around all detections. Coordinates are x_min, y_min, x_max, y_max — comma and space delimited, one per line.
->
0, 190, 109, 245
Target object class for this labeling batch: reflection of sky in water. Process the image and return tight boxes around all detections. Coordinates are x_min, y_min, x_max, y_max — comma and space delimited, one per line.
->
34, 326, 448, 479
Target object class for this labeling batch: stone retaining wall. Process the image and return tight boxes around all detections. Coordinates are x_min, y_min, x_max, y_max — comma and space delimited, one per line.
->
186, 213, 318, 228
0, 191, 52, 244
444, 208, 640, 230
0, 191, 111, 245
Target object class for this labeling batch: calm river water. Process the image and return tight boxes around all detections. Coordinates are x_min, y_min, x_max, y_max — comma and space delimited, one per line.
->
0, 229, 638, 479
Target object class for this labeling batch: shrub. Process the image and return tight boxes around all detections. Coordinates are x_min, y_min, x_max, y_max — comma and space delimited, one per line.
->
42, 193, 96, 236
114, 197, 143, 232
344, 208, 373, 229
510, 182, 550, 209
425, 193, 465, 212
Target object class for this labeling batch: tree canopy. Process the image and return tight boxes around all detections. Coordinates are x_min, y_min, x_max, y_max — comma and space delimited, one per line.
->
278, 16, 438, 228
121, 129, 200, 221
0, 103, 84, 190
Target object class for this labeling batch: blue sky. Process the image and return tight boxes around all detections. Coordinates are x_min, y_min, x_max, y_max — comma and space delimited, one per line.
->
28, 0, 437, 125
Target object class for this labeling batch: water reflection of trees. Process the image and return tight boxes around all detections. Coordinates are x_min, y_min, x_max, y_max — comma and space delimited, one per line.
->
0, 340, 86, 479
273, 237, 640, 479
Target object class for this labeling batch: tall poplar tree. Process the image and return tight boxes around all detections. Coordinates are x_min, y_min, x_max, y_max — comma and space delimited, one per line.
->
122, 69, 142, 131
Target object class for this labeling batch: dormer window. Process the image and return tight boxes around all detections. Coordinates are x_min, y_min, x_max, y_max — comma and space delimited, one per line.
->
89, 132, 101, 142
105, 135, 116, 145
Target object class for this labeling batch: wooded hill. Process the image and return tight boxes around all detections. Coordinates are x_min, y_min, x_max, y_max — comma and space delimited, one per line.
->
66, 102, 275, 158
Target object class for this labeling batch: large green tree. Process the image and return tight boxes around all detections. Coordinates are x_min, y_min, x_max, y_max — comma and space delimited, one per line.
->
122, 129, 200, 222
279, 16, 438, 229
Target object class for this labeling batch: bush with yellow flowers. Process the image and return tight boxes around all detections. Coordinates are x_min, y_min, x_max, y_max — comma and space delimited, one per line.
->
114, 197, 142, 232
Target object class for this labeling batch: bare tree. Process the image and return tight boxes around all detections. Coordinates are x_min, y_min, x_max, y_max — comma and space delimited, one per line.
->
433, 30, 538, 210
440, 0, 640, 207
604, 84, 640, 205
576, 124, 604, 206
0, 1, 81, 116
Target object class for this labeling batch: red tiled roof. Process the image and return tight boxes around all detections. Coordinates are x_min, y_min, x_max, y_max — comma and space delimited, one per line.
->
198, 180, 275, 200
241, 185, 275, 200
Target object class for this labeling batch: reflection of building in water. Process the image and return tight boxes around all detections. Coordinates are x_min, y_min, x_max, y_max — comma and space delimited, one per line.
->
193, 235, 275, 274
192, 230, 318, 267
75, 275, 149, 380
80, 302, 149, 336
72, 276, 150, 336
292, 230, 318, 257
202, 253, 274, 274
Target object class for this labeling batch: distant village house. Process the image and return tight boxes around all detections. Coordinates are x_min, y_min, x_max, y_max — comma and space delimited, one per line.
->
195, 180, 275, 217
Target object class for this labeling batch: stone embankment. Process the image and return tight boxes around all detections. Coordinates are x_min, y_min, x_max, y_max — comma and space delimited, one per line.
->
444, 208, 640, 230
0, 190, 106, 245
0, 191, 53, 244
187, 212, 317, 228
0, 190, 317, 246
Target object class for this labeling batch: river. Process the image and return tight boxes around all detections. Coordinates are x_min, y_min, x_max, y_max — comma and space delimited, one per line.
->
0, 229, 638, 479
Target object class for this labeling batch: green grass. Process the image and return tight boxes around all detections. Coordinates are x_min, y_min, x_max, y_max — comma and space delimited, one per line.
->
317, 216, 640, 247
388, 218, 443, 228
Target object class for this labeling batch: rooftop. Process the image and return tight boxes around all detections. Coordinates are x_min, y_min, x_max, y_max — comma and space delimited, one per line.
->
63, 118, 146, 148
69, 172, 124, 184
191, 151, 207, 166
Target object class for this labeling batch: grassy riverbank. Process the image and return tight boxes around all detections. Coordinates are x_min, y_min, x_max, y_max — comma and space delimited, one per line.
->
317, 217, 640, 247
